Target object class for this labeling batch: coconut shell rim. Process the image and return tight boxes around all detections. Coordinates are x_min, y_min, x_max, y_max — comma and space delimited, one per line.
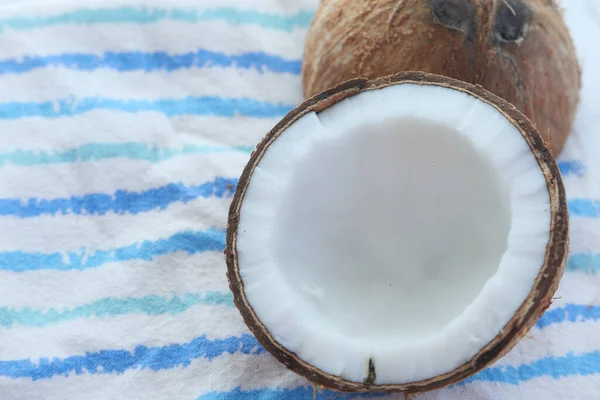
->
225, 71, 569, 393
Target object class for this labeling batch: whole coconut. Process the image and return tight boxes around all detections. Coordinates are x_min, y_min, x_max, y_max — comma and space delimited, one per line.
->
302, 0, 580, 156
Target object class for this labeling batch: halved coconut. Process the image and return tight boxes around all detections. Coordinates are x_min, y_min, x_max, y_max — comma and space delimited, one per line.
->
225, 72, 568, 393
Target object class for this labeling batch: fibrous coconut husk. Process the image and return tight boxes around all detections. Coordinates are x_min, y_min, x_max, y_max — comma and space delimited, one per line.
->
302, 0, 580, 156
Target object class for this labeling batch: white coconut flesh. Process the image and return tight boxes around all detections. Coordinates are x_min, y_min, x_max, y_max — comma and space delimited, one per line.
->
235, 83, 551, 384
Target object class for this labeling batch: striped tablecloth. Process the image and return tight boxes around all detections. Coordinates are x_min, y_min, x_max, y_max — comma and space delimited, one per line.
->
0, 0, 598, 399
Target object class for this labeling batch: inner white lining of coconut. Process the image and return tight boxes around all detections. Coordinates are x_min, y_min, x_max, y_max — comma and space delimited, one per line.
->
236, 83, 550, 384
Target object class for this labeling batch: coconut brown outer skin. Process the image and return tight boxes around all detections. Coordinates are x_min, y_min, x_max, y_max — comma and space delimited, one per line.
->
302, 0, 581, 156
226, 72, 569, 393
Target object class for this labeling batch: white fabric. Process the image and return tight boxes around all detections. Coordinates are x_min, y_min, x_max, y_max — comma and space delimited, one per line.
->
0, 0, 597, 399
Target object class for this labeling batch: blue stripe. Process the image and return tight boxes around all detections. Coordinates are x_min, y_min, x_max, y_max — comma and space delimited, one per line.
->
0, 239, 593, 277
0, 229, 225, 272
0, 97, 293, 119
462, 351, 600, 385
567, 253, 600, 274
202, 350, 600, 397
197, 387, 381, 400
568, 199, 600, 218
0, 50, 302, 75
2, 336, 596, 384
0, 143, 253, 168
536, 304, 600, 329
0, 291, 233, 328
0, 7, 314, 33
0, 177, 237, 218
0, 334, 263, 380
558, 160, 587, 177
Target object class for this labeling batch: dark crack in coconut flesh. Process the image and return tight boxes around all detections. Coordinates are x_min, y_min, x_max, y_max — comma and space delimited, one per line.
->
302, 0, 581, 156
226, 72, 569, 393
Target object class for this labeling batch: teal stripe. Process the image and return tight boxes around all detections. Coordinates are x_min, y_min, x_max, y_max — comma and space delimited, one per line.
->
0, 7, 314, 33
567, 253, 600, 274
0, 291, 233, 328
0, 143, 253, 168
0, 96, 293, 119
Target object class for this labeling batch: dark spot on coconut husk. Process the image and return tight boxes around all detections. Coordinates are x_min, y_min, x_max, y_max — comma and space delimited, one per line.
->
364, 358, 376, 386
494, 0, 531, 42
431, 0, 476, 39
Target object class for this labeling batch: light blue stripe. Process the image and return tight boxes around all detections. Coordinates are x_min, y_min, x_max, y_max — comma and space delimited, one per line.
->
0, 229, 225, 272
0, 177, 238, 218
0, 333, 264, 380
0, 96, 293, 119
461, 351, 600, 385
1, 292, 594, 331
0, 7, 314, 33
0, 291, 233, 328
0, 143, 253, 168
197, 387, 381, 400
567, 253, 600, 274
558, 160, 587, 177
568, 199, 600, 218
0, 50, 302, 75
536, 304, 600, 329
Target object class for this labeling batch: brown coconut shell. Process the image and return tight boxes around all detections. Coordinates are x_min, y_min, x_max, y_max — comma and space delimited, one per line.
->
302, 0, 580, 156
226, 72, 569, 393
